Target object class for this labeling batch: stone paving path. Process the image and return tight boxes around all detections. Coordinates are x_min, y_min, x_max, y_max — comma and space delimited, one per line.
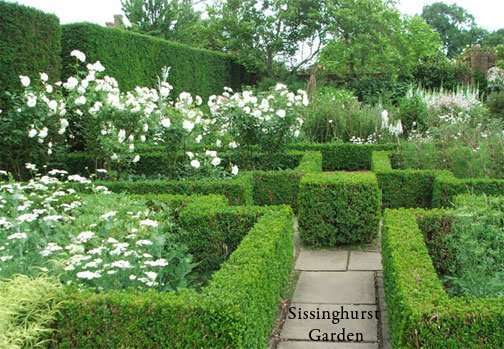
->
274, 221, 389, 349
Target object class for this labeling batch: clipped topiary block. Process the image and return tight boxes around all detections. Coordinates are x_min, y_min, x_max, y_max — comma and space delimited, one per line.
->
298, 172, 381, 246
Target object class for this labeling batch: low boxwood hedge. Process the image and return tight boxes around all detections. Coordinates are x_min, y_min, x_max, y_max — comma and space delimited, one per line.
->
321, 143, 394, 171
372, 151, 504, 208
86, 174, 254, 206
382, 208, 504, 348
298, 171, 381, 246
432, 172, 504, 207
53, 201, 294, 348
372, 151, 450, 208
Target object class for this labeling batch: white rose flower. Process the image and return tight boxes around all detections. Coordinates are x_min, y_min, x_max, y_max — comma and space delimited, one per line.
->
20, 75, 30, 87
70, 50, 86, 62
28, 129, 38, 138
160, 118, 171, 128
211, 157, 222, 166
276, 109, 286, 118
231, 165, 239, 176
40, 72, 49, 82
190, 159, 200, 169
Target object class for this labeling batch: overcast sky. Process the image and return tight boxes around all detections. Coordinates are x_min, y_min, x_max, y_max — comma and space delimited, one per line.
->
6, 0, 503, 31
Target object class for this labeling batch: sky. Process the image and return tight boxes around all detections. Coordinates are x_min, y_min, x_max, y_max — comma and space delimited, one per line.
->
5, 0, 504, 31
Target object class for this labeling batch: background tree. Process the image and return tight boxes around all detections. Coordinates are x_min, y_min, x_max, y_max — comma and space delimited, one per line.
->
421, 2, 485, 57
320, 0, 441, 81
206, 0, 329, 75
121, 0, 203, 46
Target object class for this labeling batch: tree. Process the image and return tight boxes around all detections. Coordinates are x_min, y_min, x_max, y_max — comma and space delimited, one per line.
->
121, 0, 203, 46
482, 29, 504, 48
207, 0, 329, 74
421, 2, 484, 57
319, 0, 442, 80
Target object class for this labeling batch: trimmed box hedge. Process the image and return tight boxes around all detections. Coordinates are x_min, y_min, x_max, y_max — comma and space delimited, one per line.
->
321, 143, 394, 171
382, 208, 504, 348
53, 203, 294, 348
0, 1, 61, 109
88, 174, 254, 206
432, 172, 504, 207
372, 151, 449, 208
298, 172, 381, 246
372, 151, 504, 208
61, 23, 248, 98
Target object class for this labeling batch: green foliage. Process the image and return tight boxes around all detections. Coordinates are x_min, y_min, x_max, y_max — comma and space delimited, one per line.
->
438, 195, 504, 297
421, 2, 484, 58
252, 170, 302, 211
487, 91, 504, 119
0, 275, 63, 349
121, 0, 204, 47
398, 95, 429, 136
89, 175, 254, 206
320, 1, 441, 101
303, 87, 394, 143
61, 23, 247, 99
295, 151, 323, 173
208, 0, 327, 74
432, 172, 504, 207
412, 54, 470, 90
371, 151, 446, 208
298, 172, 380, 246
0, 1, 61, 110
382, 208, 504, 348
322, 143, 394, 171
53, 206, 294, 348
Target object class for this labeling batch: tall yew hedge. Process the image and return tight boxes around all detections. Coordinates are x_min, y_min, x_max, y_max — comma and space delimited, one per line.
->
0, 1, 61, 108
61, 23, 249, 98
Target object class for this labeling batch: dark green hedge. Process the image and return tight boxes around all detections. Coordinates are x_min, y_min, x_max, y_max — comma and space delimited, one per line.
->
372, 151, 449, 208
298, 172, 381, 246
0, 1, 61, 109
84, 174, 254, 206
53, 205, 294, 348
432, 172, 504, 207
252, 170, 302, 211
322, 144, 395, 171
61, 23, 248, 98
382, 209, 504, 348
57, 151, 303, 177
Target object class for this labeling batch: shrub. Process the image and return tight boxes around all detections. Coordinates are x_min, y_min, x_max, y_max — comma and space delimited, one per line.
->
382, 208, 504, 348
322, 143, 394, 171
0, 1, 61, 110
0, 275, 63, 349
372, 151, 448, 208
298, 172, 381, 246
53, 206, 295, 348
61, 23, 247, 99
439, 195, 504, 297
487, 91, 504, 119
208, 84, 308, 152
398, 94, 428, 136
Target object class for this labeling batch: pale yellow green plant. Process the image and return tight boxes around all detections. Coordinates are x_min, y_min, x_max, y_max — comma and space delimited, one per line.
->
0, 275, 63, 348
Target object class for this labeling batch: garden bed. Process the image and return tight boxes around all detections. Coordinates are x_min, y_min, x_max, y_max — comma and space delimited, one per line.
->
372, 151, 504, 208
52, 199, 294, 348
382, 206, 504, 348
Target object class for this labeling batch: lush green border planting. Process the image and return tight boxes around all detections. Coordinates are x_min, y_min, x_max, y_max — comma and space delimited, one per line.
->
61, 23, 248, 98
382, 208, 504, 348
298, 171, 381, 246
0, 1, 61, 109
53, 199, 294, 348
372, 151, 504, 208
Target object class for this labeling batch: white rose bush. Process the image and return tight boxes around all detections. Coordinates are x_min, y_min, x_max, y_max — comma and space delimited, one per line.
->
208, 83, 308, 152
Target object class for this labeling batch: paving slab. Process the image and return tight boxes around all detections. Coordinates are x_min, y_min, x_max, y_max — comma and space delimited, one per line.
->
292, 272, 375, 304
277, 341, 378, 349
348, 252, 382, 271
281, 303, 378, 342
296, 249, 349, 271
